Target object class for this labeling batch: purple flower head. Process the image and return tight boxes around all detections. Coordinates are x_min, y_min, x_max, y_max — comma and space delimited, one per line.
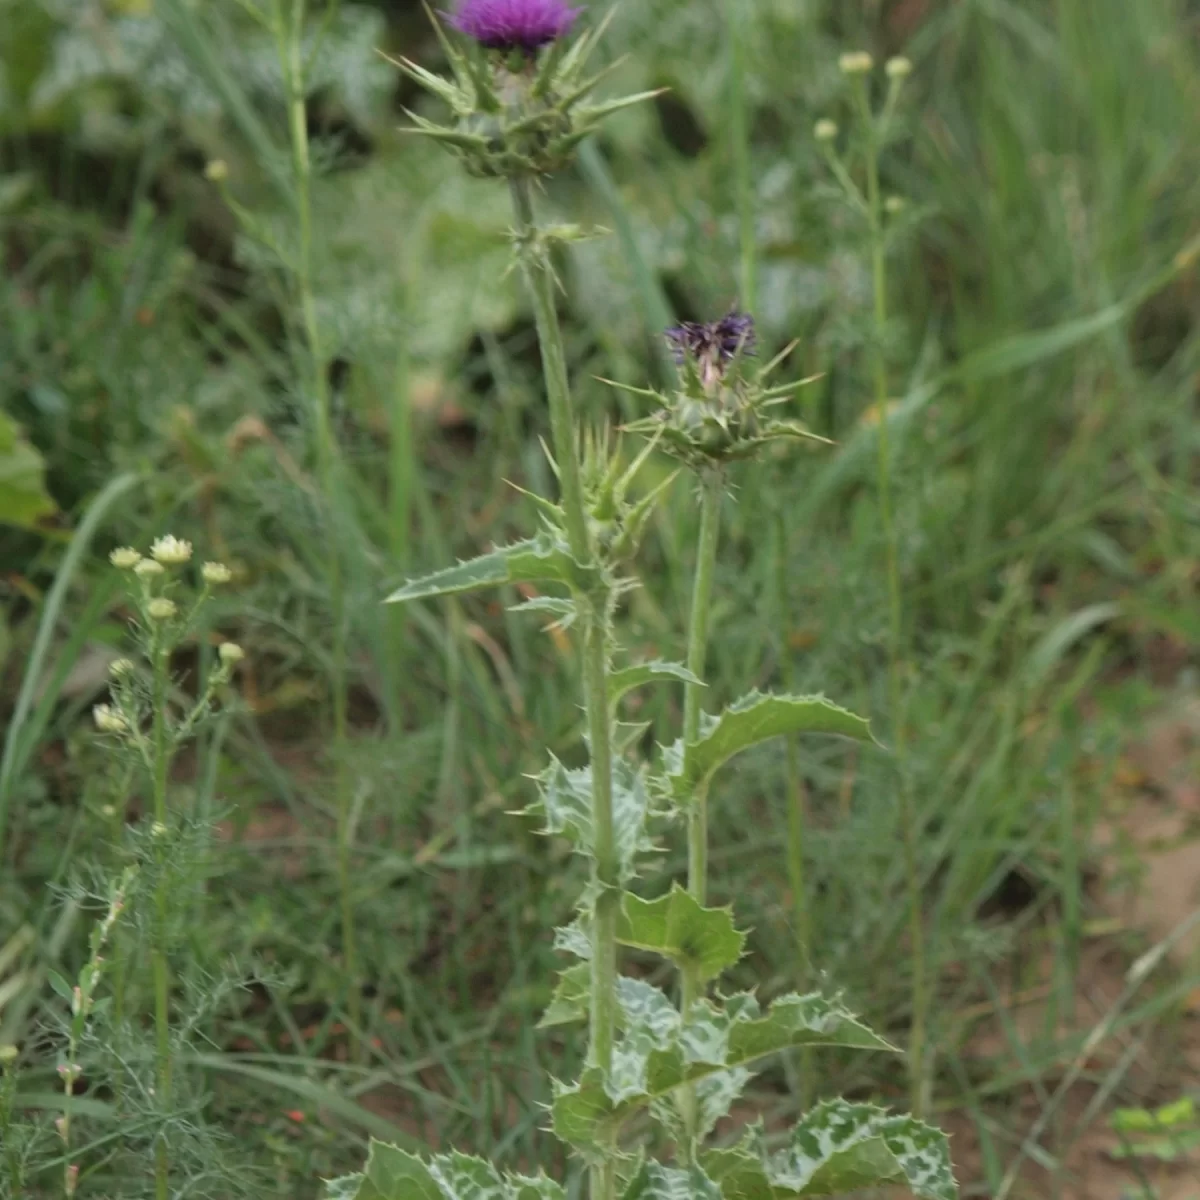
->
665, 312, 757, 387
445, 0, 583, 51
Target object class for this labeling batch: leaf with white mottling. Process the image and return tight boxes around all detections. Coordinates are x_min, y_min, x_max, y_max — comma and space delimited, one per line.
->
527, 757, 653, 883
552, 990, 894, 1151
341, 1141, 566, 1200
621, 1161, 721, 1200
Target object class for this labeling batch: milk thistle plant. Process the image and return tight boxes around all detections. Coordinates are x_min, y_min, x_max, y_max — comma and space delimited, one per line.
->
331, 6, 957, 1199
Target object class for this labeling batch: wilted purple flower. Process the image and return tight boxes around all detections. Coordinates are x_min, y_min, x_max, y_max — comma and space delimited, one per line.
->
445, 0, 583, 51
665, 312, 757, 387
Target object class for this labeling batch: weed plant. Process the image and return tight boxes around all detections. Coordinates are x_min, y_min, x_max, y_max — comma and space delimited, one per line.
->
330, 5, 956, 1199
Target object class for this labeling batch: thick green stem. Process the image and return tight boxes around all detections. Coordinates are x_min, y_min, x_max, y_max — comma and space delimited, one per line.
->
677, 472, 723, 1156
508, 178, 590, 561
683, 475, 722, 901
279, 0, 358, 1052
151, 639, 171, 1200
860, 84, 926, 1115
509, 175, 616, 1200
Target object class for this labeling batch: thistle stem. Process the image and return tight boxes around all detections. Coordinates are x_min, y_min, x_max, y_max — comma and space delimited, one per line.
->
683, 473, 722, 903
509, 175, 617, 1200
858, 80, 927, 1115
678, 471, 723, 1156
278, 0, 358, 1054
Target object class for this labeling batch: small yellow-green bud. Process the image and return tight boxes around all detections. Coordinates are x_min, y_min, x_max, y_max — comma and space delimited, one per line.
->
110, 547, 141, 569
814, 119, 839, 142
202, 561, 233, 585
93, 704, 128, 733
150, 535, 192, 565
886, 56, 913, 79
204, 160, 229, 182
109, 658, 136, 678
152, 821, 168, 838
839, 51, 874, 75
147, 597, 177, 621
134, 559, 165, 578
0, 1044, 18, 1065
885, 195, 906, 214
219, 642, 245, 665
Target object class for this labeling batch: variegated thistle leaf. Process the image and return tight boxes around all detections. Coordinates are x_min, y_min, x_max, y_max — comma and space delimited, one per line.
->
325, 1142, 565, 1200
540, 889, 743, 1029
664, 692, 873, 804
702, 1100, 957, 1199
552, 986, 894, 1152
621, 1161, 722, 1200
527, 756, 654, 885
386, 532, 584, 604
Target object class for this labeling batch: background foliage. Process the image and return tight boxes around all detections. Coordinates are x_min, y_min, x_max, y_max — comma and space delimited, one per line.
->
1, 0, 1199, 1195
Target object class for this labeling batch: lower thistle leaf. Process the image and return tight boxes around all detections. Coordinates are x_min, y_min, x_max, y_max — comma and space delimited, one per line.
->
551, 989, 895, 1151
621, 1161, 722, 1200
336, 1141, 566, 1200
702, 1100, 957, 1199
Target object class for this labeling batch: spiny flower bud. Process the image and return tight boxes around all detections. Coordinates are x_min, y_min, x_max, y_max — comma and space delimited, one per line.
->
839, 51, 874, 75
152, 821, 168, 838
446, 0, 581, 52
886, 55, 913, 79
110, 547, 141, 569
93, 705, 128, 733
150, 535, 193, 565
109, 658, 135, 678
147, 598, 177, 621
219, 642, 245, 665
814, 118, 839, 142
134, 559, 165, 578
202, 561, 233, 585
57, 1063, 81, 1084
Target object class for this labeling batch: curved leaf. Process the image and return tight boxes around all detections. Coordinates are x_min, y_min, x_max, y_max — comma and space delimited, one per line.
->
621, 1161, 721, 1200
386, 534, 580, 604
609, 661, 703, 708
668, 692, 873, 802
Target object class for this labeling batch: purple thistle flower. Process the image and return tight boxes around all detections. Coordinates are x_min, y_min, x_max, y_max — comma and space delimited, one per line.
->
445, 0, 583, 51
665, 312, 757, 387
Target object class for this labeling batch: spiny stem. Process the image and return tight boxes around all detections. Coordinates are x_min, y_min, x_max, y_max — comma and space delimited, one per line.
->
678, 471, 723, 1156
151, 635, 171, 1200
278, 0, 358, 1053
683, 474, 722, 902
509, 174, 617, 1200
857, 78, 926, 1116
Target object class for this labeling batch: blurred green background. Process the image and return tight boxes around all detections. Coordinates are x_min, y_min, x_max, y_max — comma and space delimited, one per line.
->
2, 0, 1199, 1195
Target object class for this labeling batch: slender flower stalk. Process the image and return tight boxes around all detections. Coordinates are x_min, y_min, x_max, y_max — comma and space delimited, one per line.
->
273, 0, 359, 1054
150, 622, 172, 1200
509, 175, 618, 1200
844, 58, 928, 1115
